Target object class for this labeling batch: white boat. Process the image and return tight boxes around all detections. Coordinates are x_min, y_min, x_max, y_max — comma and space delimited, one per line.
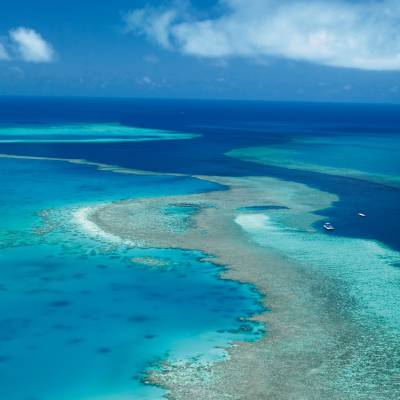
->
323, 222, 335, 231
358, 212, 366, 217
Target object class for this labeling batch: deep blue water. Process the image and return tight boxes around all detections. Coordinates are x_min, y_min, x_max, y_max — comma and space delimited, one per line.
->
0, 97, 399, 251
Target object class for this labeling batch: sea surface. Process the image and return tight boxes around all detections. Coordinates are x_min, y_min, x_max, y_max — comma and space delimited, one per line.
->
0, 97, 399, 399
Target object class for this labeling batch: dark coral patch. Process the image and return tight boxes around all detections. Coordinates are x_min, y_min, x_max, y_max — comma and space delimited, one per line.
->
127, 314, 152, 323
97, 346, 111, 354
144, 334, 157, 339
49, 300, 71, 307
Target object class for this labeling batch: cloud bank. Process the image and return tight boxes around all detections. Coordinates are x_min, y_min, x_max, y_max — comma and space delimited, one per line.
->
125, 0, 400, 71
0, 27, 55, 63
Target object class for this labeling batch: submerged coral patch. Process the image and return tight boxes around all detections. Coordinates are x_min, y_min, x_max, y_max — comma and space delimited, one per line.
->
0, 123, 200, 143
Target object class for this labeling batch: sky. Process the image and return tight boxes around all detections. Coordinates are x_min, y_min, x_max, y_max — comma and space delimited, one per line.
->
1, 0, 400, 102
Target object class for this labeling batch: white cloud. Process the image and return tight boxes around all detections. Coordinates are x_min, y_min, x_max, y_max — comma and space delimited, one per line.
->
125, 0, 400, 71
136, 75, 153, 86
125, 8, 178, 49
9, 27, 54, 63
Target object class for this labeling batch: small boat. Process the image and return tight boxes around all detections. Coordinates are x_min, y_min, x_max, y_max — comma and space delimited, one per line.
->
323, 222, 335, 231
358, 212, 366, 217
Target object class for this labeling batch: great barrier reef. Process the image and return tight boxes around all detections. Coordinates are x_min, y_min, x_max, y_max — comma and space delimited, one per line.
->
0, 98, 399, 399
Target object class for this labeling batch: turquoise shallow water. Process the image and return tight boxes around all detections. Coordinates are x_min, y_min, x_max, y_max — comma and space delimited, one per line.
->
289, 135, 400, 176
0, 157, 263, 400
228, 133, 400, 186
0, 157, 219, 246
235, 213, 400, 330
0, 245, 263, 400
0, 123, 199, 143
235, 211, 400, 394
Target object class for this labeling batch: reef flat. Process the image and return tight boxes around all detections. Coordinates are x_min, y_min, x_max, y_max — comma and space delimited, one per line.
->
228, 133, 400, 188
84, 172, 400, 400
75, 171, 391, 399
0, 123, 199, 143
4, 153, 399, 399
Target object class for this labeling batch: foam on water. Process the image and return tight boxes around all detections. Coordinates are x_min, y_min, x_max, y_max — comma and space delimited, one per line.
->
72, 206, 132, 245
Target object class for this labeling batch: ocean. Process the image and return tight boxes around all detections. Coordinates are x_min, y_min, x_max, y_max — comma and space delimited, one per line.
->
0, 97, 399, 399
